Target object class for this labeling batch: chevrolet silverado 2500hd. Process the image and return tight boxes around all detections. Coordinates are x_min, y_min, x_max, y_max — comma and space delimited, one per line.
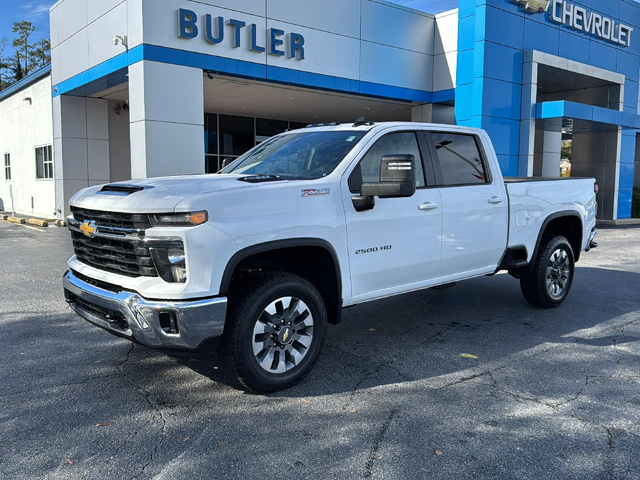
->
63, 122, 598, 392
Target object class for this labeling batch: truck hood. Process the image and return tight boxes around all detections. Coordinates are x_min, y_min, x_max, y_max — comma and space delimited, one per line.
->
69, 174, 250, 213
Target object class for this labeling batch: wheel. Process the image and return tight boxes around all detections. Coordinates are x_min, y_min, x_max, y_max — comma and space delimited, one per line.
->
520, 235, 575, 308
221, 272, 327, 393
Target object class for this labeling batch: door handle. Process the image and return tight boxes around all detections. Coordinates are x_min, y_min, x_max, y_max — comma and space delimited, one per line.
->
488, 197, 505, 205
418, 202, 439, 211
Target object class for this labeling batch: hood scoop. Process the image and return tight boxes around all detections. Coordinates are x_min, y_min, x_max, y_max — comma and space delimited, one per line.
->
97, 184, 153, 196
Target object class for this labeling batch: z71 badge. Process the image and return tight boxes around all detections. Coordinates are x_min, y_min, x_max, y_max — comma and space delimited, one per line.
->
301, 188, 330, 197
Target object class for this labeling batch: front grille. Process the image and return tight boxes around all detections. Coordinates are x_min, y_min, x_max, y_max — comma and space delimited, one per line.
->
70, 206, 152, 230
71, 230, 157, 277
71, 269, 132, 293
65, 291, 129, 331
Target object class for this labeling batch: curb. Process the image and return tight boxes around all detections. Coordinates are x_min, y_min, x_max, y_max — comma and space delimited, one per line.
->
28, 218, 49, 228
7, 217, 26, 224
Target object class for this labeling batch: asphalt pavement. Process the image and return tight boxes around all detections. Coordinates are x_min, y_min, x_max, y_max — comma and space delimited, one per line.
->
0, 220, 639, 479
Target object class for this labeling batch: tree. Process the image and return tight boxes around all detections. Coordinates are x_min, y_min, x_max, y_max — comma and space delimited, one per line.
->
11, 51, 25, 83
30, 38, 51, 69
0, 37, 8, 91
12, 21, 36, 75
561, 140, 572, 161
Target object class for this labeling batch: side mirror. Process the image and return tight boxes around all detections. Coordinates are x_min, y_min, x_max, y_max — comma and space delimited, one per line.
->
221, 158, 234, 168
360, 154, 416, 199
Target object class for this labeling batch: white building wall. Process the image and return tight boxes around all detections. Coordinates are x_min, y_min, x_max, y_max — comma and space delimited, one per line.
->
433, 9, 458, 92
0, 76, 56, 218
51, 0, 438, 92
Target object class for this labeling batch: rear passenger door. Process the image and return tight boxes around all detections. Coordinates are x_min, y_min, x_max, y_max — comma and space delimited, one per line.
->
426, 131, 508, 277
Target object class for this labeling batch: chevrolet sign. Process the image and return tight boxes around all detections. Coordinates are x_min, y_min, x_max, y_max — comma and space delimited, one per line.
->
511, 0, 633, 47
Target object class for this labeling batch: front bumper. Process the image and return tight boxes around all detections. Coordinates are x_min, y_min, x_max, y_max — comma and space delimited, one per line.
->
63, 270, 227, 351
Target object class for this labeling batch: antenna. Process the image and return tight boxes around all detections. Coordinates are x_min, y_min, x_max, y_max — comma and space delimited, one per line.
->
353, 117, 375, 128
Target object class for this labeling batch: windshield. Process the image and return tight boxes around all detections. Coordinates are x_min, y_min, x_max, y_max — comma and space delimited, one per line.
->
220, 130, 367, 180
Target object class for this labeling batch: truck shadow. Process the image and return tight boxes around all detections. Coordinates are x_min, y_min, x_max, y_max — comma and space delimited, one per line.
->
179, 266, 640, 397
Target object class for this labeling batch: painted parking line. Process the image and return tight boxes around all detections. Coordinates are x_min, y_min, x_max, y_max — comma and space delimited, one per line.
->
3, 221, 48, 233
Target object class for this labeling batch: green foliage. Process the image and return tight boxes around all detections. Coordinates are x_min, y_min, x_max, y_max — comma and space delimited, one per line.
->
561, 140, 572, 161
0, 21, 50, 90
12, 20, 36, 75
633, 188, 640, 219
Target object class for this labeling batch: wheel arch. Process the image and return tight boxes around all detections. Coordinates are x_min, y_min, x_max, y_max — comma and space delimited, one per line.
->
529, 211, 584, 271
220, 239, 343, 325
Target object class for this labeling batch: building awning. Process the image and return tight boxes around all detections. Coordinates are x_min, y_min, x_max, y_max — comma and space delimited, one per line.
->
536, 100, 640, 133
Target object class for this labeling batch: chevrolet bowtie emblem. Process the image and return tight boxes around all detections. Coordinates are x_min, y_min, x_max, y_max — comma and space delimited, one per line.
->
510, 0, 550, 14
80, 221, 97, 237
283, 329, 290, 342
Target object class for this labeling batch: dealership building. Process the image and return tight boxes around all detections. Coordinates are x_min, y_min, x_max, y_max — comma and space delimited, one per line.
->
1, 0, 639, 221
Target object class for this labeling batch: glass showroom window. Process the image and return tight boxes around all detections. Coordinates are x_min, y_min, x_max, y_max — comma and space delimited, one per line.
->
4, 153, 10, 181
36, 145, 53, 180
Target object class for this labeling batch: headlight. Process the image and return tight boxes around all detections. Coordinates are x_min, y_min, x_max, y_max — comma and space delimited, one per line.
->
150, 246, 187, 283
149, 211, 208, 227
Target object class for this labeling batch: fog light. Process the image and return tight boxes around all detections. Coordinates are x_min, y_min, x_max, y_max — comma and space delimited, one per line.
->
150, 247, 187, 283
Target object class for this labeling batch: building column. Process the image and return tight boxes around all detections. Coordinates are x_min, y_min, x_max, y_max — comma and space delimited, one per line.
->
53, 96, 110, 219
541, 131, 562, 178
128, 61, 204, 179
411, 104, 433, 123
519, 59, 538, 177
572, 130, 621, 220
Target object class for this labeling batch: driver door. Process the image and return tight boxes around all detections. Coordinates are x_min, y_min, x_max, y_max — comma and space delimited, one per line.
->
343, 130, 442, 301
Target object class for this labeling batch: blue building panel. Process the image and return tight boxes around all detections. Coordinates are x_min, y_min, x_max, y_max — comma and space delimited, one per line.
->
483, 7, 525, 50
617, 50, 640, 82
558, 31, 591, 65
524, 19, 560, 56
589, 42, 619, 72
620, 135, 637, 165
481, 117, 521, 157
481, 42, 523, 84
481, 78, 522, 119
617, 190, 633, 219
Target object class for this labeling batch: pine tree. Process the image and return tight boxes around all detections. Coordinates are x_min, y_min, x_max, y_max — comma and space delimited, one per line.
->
0, 37, 8, 91
12, 21, 36, 75
11, 51, 24, 83
30, 38, 51, 69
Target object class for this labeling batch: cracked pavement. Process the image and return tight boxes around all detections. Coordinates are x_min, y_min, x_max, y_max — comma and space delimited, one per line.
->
0, 221, 639, 479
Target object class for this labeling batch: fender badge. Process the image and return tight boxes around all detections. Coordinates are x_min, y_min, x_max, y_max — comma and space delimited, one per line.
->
301, 188, 330, 197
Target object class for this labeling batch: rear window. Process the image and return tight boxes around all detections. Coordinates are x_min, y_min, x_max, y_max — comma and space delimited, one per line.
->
432, 133, 487, 186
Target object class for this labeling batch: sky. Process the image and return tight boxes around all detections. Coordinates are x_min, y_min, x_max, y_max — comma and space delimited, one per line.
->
0, 0, 458, 59
0, 1, 52, 59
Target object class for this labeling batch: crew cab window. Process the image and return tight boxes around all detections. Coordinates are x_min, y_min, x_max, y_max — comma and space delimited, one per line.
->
357, 132, 425, 188
431, 133, 487, 186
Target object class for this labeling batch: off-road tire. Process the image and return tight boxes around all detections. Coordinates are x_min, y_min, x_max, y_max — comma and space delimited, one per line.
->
520, 235, 575, 308
221, 271, 327, 393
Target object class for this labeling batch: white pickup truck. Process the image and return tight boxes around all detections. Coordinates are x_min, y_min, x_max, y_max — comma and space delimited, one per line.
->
63, 122, 598, 392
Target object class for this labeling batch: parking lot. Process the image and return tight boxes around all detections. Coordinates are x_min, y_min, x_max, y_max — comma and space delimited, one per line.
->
0, 220, 639, 479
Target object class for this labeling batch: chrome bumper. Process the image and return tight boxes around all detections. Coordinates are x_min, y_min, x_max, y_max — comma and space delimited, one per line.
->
63, 270, 227, 351
586, 227, 598, 252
